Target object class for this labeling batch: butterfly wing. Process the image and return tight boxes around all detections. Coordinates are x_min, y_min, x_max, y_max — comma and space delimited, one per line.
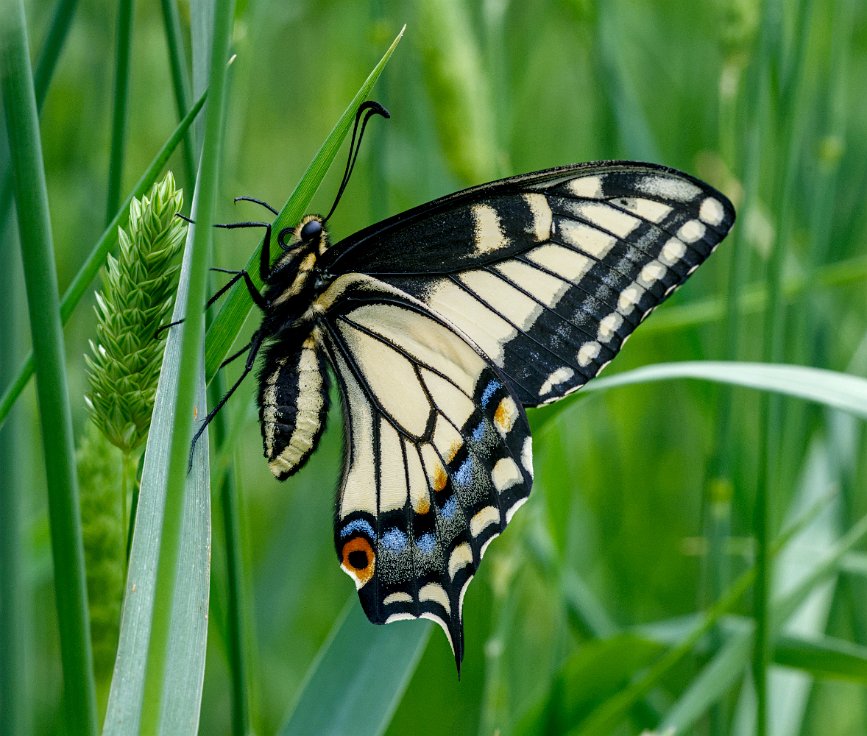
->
323, 161, 736, 405
315, 276, 532, 667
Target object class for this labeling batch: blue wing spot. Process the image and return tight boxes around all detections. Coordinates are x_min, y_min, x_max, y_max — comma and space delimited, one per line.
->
454, 456, 474, 487
417, 533, 436, 554
340, 519, 376, 540
481, 379, 501, 408
381, 527, 408, 551
442, 495, 459, 519
471, 421, 485, 442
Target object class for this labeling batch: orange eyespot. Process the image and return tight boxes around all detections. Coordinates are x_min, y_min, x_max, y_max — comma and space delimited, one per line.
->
340, 537, 375, 586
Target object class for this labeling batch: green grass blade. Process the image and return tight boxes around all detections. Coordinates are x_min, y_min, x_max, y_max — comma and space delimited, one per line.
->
102, 225, 212, 734
0, 0, 79, 237
203, 25, 405, 379
661, 631, 752, 732
159, 0, 197, 183
105, 0, 134, 223
137, 0, 234, 730
0, 1, 97, 732
535, 362, 867, 432
775, 634, 867, 684
0, 90, 206, 427
279, 600, 431, 736
0, 211, 27, 735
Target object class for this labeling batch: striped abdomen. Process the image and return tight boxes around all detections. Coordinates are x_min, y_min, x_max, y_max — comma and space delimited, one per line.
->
257, 328, 329, 480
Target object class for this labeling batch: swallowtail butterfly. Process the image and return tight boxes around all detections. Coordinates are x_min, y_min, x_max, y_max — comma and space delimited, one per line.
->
198, 102, 735, 669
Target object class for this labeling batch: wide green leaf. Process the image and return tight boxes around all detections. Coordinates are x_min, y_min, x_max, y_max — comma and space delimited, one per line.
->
279, 600, 430, 736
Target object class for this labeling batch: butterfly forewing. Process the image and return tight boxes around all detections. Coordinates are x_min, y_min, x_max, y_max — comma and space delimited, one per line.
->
325, 163, 735, 406
316, 277, 532, 666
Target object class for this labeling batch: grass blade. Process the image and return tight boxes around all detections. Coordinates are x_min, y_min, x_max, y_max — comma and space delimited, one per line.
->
279, 600, 430, 736
536, 361, 867, 432
105, 0, 134, 223
775, 634, 867, 684
0, 90, 206, 426
102, 237, 211, 733
137, 0, 234, 729
1, 1, 97, 731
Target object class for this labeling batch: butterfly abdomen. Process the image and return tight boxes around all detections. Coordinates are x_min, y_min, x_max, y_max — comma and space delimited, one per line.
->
257, 328, 329, 480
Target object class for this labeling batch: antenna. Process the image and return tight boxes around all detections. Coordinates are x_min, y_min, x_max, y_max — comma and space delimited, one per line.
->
323, 100, 390, 223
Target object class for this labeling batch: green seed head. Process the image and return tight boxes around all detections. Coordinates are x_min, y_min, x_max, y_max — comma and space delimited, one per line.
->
85, 172, 187, 452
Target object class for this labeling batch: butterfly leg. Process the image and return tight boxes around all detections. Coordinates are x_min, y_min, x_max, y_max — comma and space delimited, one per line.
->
152, 266, 267, 339
176, 211, 275, 283
188, 328, 266, 468
233, 195, 278, 215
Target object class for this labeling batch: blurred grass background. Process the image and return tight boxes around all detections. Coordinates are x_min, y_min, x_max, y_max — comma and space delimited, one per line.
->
2, 0, 867, 733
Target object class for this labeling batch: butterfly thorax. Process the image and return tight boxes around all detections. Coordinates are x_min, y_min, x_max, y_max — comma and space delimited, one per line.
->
260, 215, 332, 337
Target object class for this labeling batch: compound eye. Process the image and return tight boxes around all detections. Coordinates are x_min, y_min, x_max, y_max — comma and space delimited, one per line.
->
300, 219, 323, 241
277, 228, 293, 250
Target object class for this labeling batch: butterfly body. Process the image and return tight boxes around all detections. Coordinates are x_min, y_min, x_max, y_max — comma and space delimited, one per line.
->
234, 160, 734, 668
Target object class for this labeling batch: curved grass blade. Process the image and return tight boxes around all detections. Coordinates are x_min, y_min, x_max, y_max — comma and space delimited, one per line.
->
279, 600, 430, 736
0, 90, 207, 427
204, 25, 405, 379
535, 362, 867, 432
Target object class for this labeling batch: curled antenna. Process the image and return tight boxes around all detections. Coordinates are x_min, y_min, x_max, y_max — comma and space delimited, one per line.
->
323, 100, 390, 223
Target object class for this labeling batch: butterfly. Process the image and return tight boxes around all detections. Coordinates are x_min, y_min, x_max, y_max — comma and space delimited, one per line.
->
197, 101, 736, 670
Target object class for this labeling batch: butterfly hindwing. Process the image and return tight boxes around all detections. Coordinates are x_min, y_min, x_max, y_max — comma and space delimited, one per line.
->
324, 162, 735, 406
316, 277, 532, 666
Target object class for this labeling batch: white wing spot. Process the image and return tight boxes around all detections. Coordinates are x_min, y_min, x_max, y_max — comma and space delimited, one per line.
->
677, 219, 706, 244
419, 583, 451, 614
492, 457, 522, 492
538, 366, 574, 396
385, 612, 416, 624
659, 238, 687, 265
598, 312, 624, 342
521, 437, 533, 479
636, 175, 702, 202
699, 197, 725, 226
618, 285, 642, 312
568, 175, 604, 198
383, 592, 414, 606
472, 203, 508, 254
638, 261, 667, 287
577, 341, 602, 367
448, 542, 474, 579
470, 506, 500, 538
522, 193, 553, 241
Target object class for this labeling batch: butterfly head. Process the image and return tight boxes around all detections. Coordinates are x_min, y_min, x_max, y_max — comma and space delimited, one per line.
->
276, 214, 331, 256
